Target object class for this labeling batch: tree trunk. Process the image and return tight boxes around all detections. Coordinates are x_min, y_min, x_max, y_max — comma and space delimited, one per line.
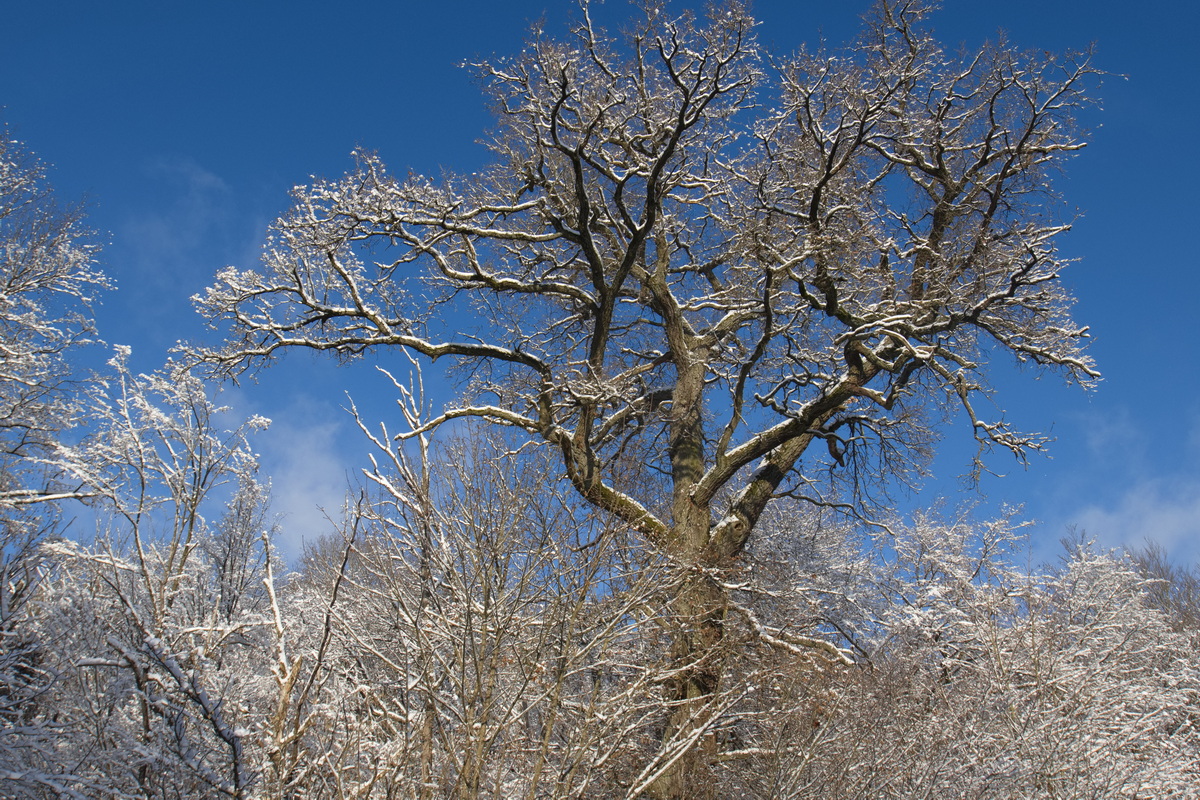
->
647, 542, 729, 800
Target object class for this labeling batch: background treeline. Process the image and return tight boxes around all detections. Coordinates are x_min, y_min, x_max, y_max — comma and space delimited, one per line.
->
0, 303, 1196, 797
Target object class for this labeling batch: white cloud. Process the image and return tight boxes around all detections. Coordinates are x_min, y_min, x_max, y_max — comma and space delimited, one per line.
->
262, 413, 352, 563
1065, 477, 1200, 564
1027, 403, 1200, 565
221, 384, 358, 565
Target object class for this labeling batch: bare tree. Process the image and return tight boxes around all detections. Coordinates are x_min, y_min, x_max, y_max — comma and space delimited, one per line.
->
255, 364, 675, 799
193, 3, 1099, 794
1130, 540, 1200, 633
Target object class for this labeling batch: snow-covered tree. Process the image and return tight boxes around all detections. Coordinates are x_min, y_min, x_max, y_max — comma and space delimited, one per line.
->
0, 127, 106, 797
736, 522, 1200, 799
28, 354, 272, 798
193, 2, 1099, 795
0, 127, 105, 510
252, 365, 674, 798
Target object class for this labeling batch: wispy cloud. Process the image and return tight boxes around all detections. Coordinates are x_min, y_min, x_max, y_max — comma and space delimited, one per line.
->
1011, 403, 1200, 566
260, 406, 355, 564
106, 156, 270, 361
1066, 477, 1200, 563
219, 381, 359, 565
120, 157, 234, 277
1046, 403, 1200, 563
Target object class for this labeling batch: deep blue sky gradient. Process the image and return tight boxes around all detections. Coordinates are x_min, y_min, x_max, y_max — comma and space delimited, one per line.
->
4, 1, 1198, 564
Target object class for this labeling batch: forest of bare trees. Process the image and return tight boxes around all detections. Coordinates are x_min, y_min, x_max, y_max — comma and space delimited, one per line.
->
1, 2, 1197, 798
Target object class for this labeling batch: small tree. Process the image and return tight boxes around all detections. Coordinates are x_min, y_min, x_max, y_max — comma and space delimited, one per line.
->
0, 127, 106, 510
37, 354, 270, 799
194, 3, 1098, 795
0, 127, 106, 797
265, 416, 671, 799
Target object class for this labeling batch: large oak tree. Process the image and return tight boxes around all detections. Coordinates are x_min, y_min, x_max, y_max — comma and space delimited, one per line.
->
194, 3, 1098, 794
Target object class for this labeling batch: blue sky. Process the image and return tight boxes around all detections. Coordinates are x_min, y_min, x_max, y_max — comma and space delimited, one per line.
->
4, 1, 1198, 564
